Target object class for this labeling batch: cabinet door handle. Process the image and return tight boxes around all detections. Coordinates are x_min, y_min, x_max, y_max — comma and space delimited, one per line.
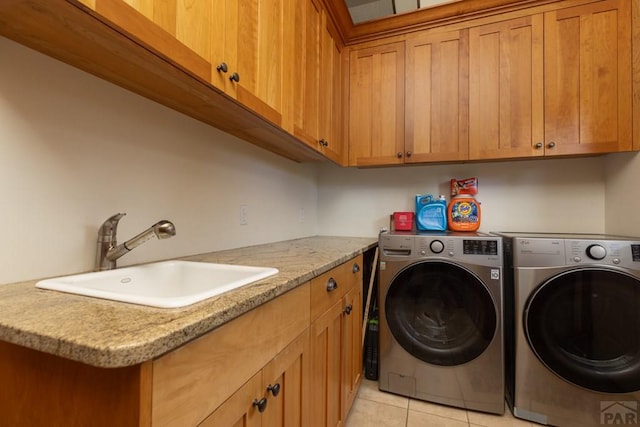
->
406, 151, 412, 157
547, 142, 556, 148
319, 138, 329, 147
344, 304, 353, 315
326, 277, 338, 292
535, 142, 543, 149
396, 152, 403, 158
216, 62, 228, 73
253, 397, 267, 413
267, 383, 281, 397
230, 72, 240, 83
352, 263, 360, 274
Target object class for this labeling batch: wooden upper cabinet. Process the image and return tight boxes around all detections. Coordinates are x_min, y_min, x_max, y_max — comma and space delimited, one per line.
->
544, 0, 632, 156
76, 0, 213, 83
469, 14, 545, 160
292, 0, 347, 164
348, 42, 406, 166
319, 11, 346, 165
293, 0, 322, 148
405, 29, 470, 163
212, 0, 288, 128
76, 0, 288, 128
469, 0, 632, 160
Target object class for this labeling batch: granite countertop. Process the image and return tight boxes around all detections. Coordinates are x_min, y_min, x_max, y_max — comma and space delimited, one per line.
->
0, 236, 377, 368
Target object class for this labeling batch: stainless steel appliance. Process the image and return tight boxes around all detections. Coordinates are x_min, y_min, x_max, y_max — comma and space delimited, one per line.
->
498, 232, 640, 427
378, 231, 504, 414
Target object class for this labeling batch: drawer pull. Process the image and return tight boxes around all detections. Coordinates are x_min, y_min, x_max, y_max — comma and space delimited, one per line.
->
326, 277, 338, 292
267, 383, 281, 397
253, 397, 267, 413
352, 263, 360, 273
344, 304, 353, 315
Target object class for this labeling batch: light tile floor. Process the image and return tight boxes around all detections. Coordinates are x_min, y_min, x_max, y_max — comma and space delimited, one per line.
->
345, 379, 538, 427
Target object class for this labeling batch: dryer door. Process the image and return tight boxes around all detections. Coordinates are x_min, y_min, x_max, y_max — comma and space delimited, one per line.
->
385, 260, 497, 366
525, 268, 640, 393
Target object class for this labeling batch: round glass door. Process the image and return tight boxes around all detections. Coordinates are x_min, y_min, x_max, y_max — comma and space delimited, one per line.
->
525, 268, 640, 393
385, 260, 497, 366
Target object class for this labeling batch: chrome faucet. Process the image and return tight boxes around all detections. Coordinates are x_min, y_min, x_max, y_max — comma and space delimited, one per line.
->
95, 213, 176, 271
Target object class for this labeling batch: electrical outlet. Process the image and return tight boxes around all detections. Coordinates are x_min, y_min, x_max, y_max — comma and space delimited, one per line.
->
240, 205, 249, 225
298, 208, 305, 223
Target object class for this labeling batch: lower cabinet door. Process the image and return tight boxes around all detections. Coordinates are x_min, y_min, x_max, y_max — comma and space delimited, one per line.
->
262, 330, 311, 427
342, 286, 362, 419
199, 371, 262, 427
310, 301, 344, 427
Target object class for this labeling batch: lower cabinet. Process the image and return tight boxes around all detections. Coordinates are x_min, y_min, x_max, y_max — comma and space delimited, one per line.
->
342, 284, 363, 416
0, 255, 364, 426
200, 330, 310, 427
309, 255, 364, 427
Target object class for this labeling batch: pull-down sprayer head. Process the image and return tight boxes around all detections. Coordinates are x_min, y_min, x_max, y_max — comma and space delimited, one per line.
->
95, 214, 176, 271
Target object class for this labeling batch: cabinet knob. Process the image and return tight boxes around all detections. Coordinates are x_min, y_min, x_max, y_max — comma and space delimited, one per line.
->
548, 142, 556, 148
253, 397, 268, 413
326, 277, 338, 292
267, 383, 281, 397
396, 152, 403, 158
535, 142, 543, 149
406, 151, 412, 157
319, 138, 329, 147
352, 263, 360, 274
344, 304, 353, 315
229, 72, 240, 83
216, 62, 228, 73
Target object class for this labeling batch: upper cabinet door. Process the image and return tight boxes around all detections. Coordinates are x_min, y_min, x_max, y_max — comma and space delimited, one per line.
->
293, 0, 322, 148
231, 0, 286, 127
405, 29, 470, 163
348, 42, 406, 166
319, 12, 346, 165
468, 14, 545, 160
77, 0, 213, 83
544, 0, 632, 156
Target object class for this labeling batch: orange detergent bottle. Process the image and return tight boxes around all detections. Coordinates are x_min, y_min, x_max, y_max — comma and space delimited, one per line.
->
447, 194, 481, 231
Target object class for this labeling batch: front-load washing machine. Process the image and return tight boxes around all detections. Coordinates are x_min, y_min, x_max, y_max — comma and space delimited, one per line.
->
378, 231, 504, 414
498, 232, 640, 427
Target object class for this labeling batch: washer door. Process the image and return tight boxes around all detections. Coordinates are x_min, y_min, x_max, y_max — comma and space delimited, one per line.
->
525, 268, 640, 393
385, 260, 497, 366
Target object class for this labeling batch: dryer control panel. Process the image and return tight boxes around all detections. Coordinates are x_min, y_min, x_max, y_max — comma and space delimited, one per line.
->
509, 235, 640, 269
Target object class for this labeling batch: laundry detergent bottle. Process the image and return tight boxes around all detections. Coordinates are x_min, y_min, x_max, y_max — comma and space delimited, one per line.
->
415, 194, 448, 231
447, 194, 481, 231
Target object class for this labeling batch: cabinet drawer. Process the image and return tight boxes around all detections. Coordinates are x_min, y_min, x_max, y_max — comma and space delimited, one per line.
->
310, 255, 363, 322
151, 282, 310, 427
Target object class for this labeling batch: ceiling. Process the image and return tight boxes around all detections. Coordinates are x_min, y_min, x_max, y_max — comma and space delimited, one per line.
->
345, 0, 460, 24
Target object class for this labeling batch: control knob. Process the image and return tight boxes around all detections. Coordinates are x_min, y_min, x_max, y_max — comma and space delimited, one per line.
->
430, 240, 444, 254
586, 244, 607, 260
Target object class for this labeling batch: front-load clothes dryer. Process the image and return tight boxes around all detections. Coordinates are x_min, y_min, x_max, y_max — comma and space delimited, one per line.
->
498, 233, 640, 427
378, 231, 504, 414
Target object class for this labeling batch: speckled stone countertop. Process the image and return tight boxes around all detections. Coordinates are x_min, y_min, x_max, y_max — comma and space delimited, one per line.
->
0, 236, 377, 368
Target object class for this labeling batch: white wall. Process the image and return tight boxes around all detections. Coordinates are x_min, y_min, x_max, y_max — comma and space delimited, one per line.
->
317, 157, 606, 237
0, 37, 318, 284
604, 151, 640, 236
2, 34, 622, 285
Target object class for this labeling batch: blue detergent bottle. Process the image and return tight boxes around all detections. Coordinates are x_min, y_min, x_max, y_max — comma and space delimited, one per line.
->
415, 194, 448, 231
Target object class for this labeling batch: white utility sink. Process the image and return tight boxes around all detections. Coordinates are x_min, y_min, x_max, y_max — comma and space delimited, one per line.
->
35, 260, 279, 308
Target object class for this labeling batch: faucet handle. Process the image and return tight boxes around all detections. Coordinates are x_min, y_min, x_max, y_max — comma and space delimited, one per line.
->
98, 213, 126, 242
